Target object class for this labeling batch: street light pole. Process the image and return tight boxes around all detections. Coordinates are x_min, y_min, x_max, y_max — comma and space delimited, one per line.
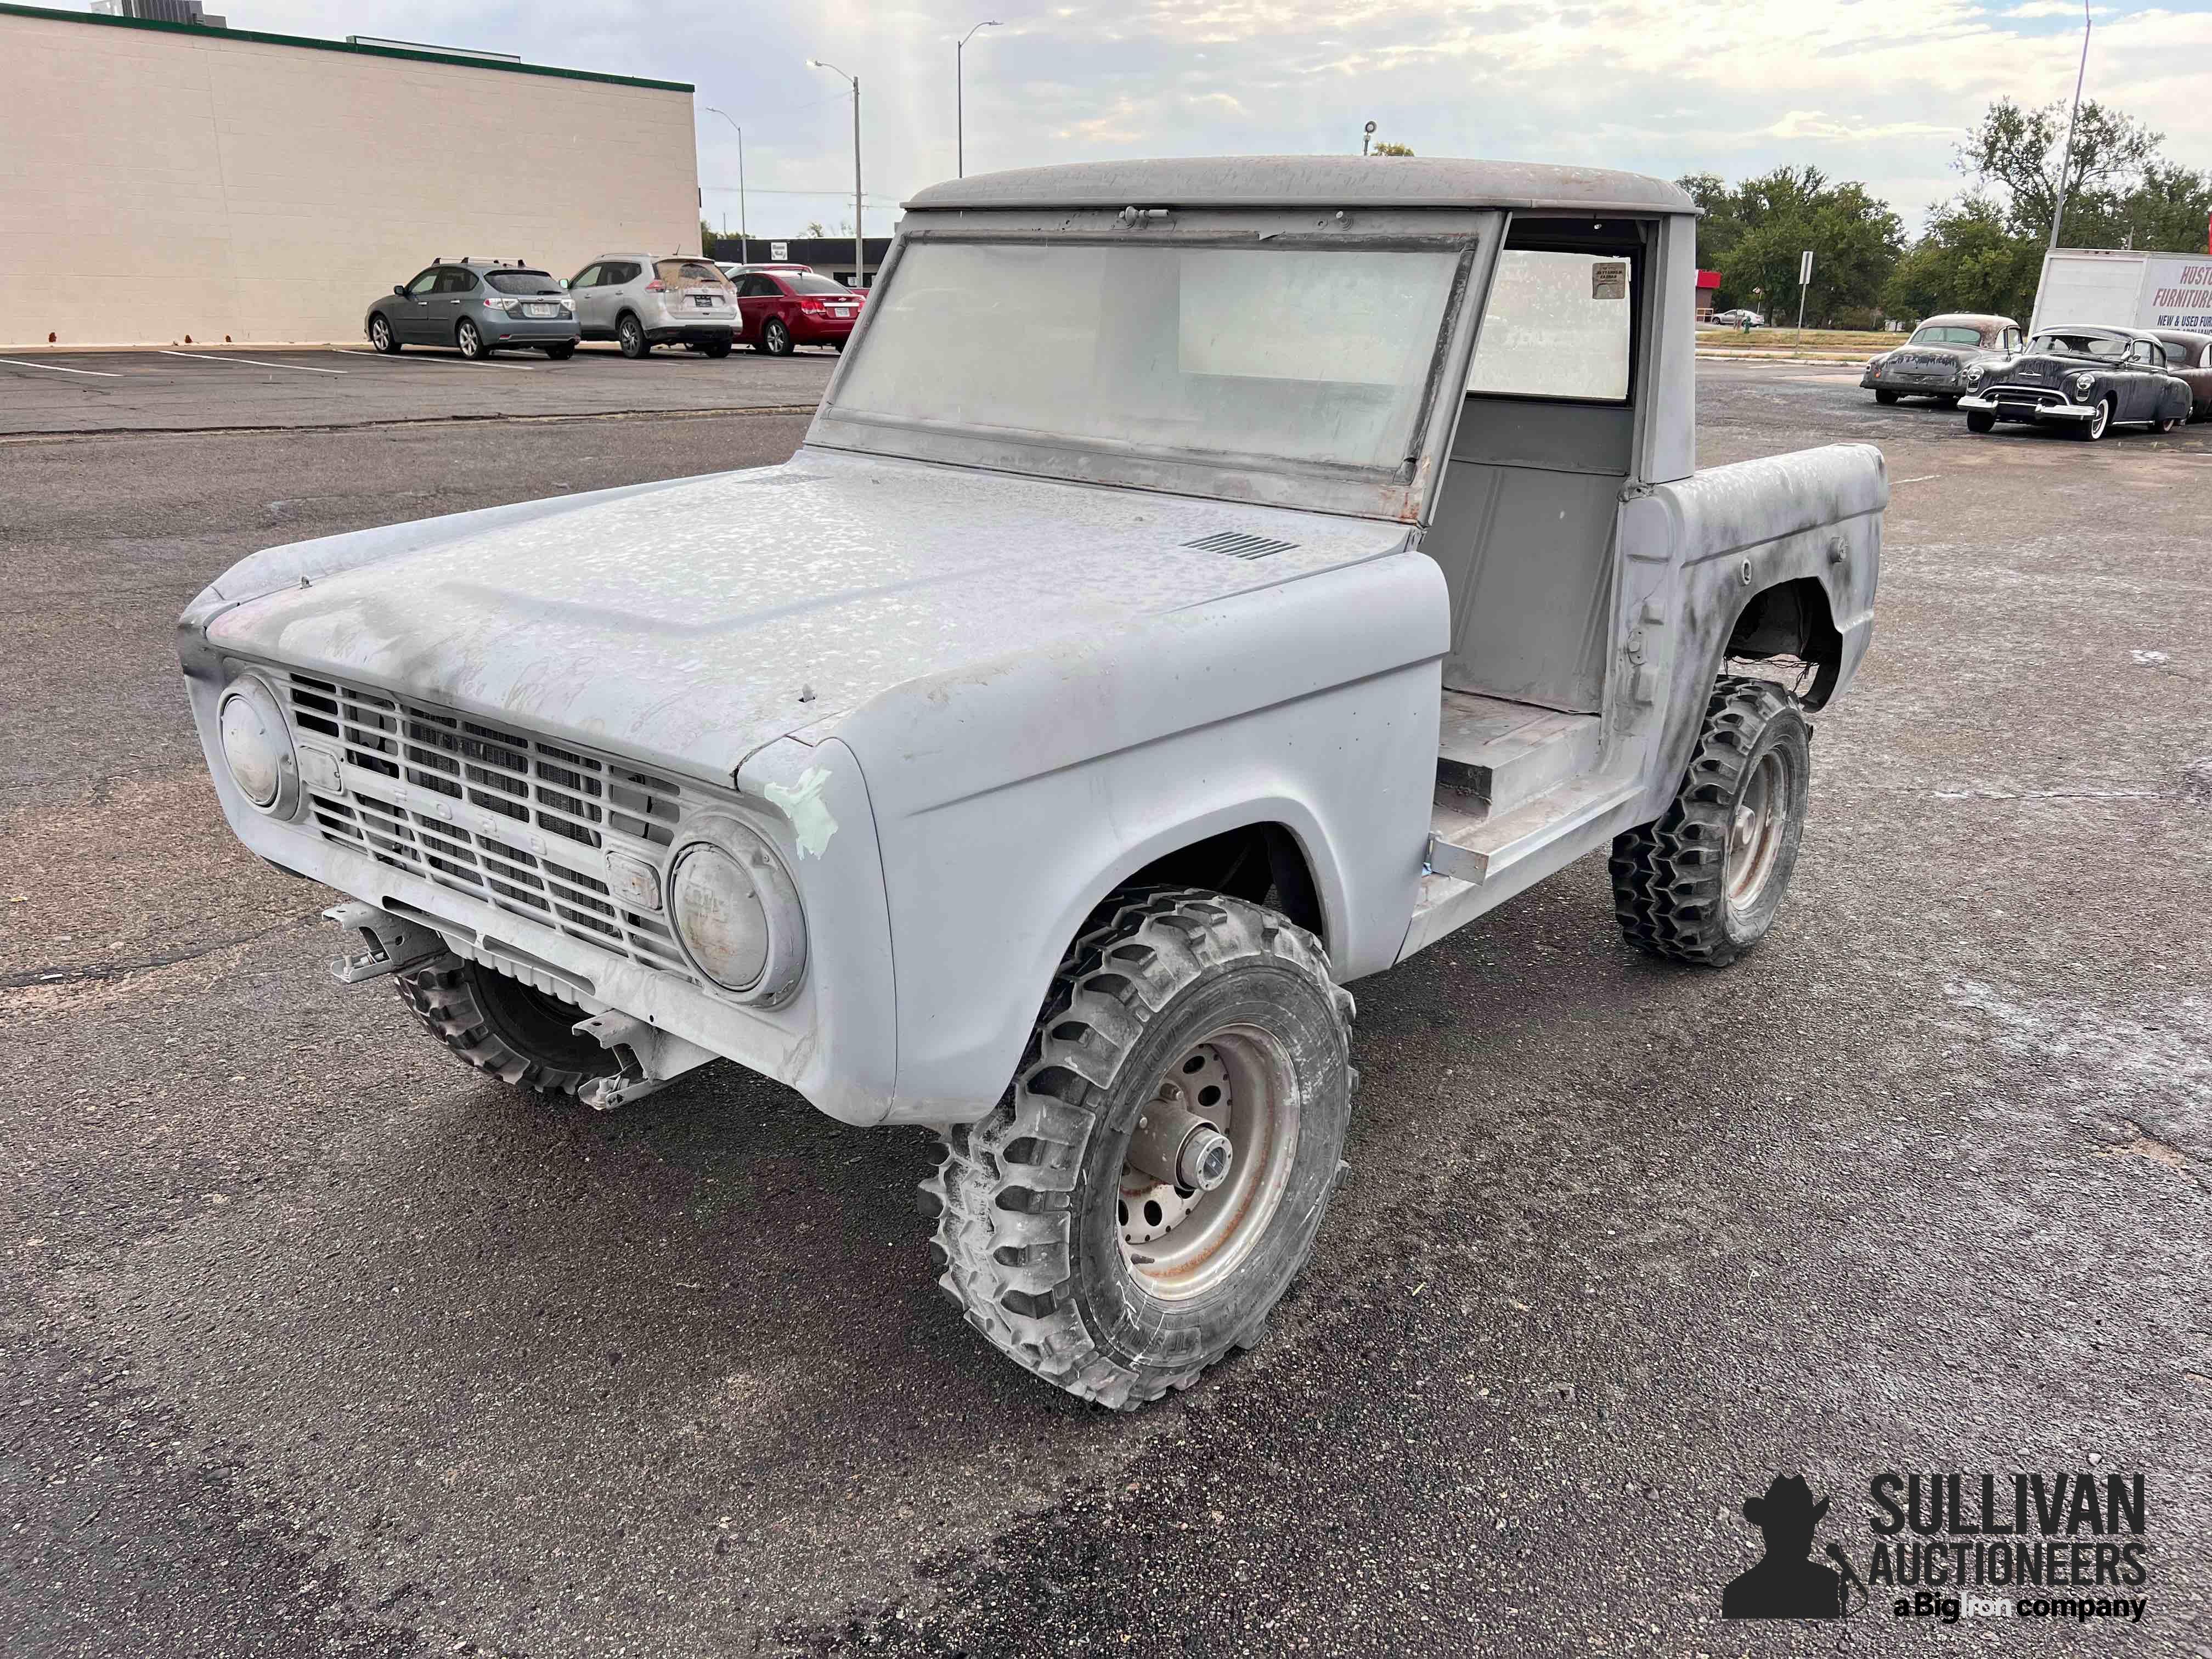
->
702, 106, 749, 262
957, 21, 1000, 178
2047, 0, 2093, 256
809, 59, 864, 286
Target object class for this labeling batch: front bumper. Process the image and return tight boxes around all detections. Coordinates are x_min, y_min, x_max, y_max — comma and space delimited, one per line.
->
175, 633, 900, 1126
1863, 369, 1962, 394
1957, 390, 2096, 422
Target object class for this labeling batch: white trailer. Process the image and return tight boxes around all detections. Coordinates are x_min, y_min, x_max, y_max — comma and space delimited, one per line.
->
2030, 247, 2212, 335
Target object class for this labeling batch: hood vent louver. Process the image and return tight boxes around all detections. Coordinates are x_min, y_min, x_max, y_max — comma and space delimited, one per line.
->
1184, 529, 1298, 561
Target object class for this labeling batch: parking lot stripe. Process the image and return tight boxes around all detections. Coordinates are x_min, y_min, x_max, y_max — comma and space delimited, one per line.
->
0, 357, 123, 377
330, 348, 543, 372
159, 350, 347, 375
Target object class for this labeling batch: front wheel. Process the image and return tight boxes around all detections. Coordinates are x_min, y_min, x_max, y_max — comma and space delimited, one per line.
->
924, 889, 1354, 1409
369, 313, 400, 353
1966, 409, 1996, 434
1873, 390, 1900, 405
703, 340, 732, 359
542, 341, 576, 360
1610, 675, 1812, 967
2075, 396, 2113, 441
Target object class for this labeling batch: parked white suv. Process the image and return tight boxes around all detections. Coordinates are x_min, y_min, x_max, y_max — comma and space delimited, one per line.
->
567, 255, 738, 358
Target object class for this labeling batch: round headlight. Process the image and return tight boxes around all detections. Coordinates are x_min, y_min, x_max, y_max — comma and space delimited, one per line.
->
667, 816, 805, 1005
1963, 364, 1984, 386
216, 675, 301, 816
2074, 373, 2097, 397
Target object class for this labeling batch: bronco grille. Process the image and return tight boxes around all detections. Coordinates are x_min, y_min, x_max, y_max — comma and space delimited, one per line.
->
277, 669, 697, 981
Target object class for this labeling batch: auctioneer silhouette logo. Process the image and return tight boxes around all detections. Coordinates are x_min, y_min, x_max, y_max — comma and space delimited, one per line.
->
1721, 1469, 2154, 1628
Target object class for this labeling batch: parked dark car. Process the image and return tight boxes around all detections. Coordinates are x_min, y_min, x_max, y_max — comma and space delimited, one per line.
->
1860, 313, 2022, 405
1957, 325, 2192, 439
2149, 329, 2212, 419
735, 268, 865, 355
366, 260, 578, 360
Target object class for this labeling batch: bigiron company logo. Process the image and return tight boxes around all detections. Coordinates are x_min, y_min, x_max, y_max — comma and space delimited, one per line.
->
1721, 1469, 2154, 1628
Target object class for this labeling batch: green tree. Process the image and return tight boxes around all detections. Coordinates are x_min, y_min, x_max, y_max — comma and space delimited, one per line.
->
1371, 140, 1414, 156
1695, 167, 1901, 323
1883, 196, 2043, 321
1959, 97, 2161, 241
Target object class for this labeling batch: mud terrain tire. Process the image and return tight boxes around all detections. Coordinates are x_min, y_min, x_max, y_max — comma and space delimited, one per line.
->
1609, 675, 1811, 967
923, 889, 1353, 1409
396, 955, 616, 1097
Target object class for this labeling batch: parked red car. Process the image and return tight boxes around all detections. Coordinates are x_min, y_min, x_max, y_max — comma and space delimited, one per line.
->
733, 268, 865, 355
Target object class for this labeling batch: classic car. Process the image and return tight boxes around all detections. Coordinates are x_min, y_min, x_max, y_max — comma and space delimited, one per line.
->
1861, 312, 2022, 405
2149, 329, 2212, 420
1958, 325, 2193, 439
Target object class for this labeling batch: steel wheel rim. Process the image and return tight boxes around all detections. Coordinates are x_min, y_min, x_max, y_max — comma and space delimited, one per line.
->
1725, 749, 1787, 909
1118, 1024, 1298, 1302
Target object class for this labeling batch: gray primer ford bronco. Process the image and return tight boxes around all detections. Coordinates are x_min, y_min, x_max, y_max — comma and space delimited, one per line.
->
178, 158, 1883, 1408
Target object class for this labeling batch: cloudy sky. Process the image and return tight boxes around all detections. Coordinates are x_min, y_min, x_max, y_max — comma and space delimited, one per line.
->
139, 0, 2212, 237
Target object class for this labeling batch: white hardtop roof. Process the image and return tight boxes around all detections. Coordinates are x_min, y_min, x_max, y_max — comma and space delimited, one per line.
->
906, 156, 1697, 217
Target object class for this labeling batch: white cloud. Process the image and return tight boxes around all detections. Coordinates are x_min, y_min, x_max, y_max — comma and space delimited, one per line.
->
115, 0, 2212, 235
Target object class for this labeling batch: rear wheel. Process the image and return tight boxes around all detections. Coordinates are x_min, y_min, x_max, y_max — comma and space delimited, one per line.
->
924, 889, 1354, 1409
369, 313, 400, 354
1610, 675, 1811, 967
617, 313, 650, 359
543, 341, 576, 360
395, 955, 616, 1097
455, 318, 488, 360
1936, 394, 1960, 408
2153, 414, 2180, 433
1966, 409, 1996, 433
1873, 390, 1900, 405
2075, 396, 2113, 441
763, 317, 794, 357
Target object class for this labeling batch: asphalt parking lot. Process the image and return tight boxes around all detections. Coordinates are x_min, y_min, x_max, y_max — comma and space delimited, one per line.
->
4, 361, 2208, 1658
0, 344, 838, 435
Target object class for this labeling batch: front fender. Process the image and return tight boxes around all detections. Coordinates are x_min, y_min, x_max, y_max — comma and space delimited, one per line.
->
843, 552, 1448, 1124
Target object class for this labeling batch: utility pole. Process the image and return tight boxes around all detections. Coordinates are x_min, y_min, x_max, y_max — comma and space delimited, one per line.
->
703, 107, 749, 262
2047, 0, 2092, 257
1362, 120, 1376, 156
809, 60, 864, 286
957, 21, 999, 178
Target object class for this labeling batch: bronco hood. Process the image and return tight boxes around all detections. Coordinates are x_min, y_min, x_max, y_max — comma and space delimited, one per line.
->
196, 449, 1406, 785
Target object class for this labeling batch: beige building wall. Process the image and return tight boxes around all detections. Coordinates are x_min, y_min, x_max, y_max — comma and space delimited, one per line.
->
0, 7, 699, 347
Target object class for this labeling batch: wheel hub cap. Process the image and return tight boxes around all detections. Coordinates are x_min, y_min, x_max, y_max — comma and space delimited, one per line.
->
1725, 750, 1786, 906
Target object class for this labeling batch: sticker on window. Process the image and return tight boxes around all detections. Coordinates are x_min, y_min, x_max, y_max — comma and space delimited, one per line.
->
1592, 261, 1629, 301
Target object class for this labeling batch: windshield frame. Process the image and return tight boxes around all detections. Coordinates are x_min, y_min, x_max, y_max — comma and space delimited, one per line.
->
809, 214, 1499, 522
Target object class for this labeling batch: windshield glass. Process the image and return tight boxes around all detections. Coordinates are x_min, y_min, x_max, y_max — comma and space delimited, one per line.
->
1910, 325, 1983, 347
484, 270, 560, 294
830, 240, 1462, 473
2034, 331, 2127, 359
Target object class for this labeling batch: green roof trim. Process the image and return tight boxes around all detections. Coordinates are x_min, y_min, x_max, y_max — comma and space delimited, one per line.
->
0, 2, 693, 92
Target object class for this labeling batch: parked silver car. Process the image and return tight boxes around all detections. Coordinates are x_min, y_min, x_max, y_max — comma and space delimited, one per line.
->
365, 260, 579, 359
567, 255, 738, 358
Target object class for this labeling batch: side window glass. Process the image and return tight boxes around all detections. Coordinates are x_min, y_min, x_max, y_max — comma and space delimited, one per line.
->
436, 268, 475, 294
1466, 248, 1635, 403
407, 269, 441, 295
570, 265, 600, 290
610, 263, 638, 286
740, 275, 773, 298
